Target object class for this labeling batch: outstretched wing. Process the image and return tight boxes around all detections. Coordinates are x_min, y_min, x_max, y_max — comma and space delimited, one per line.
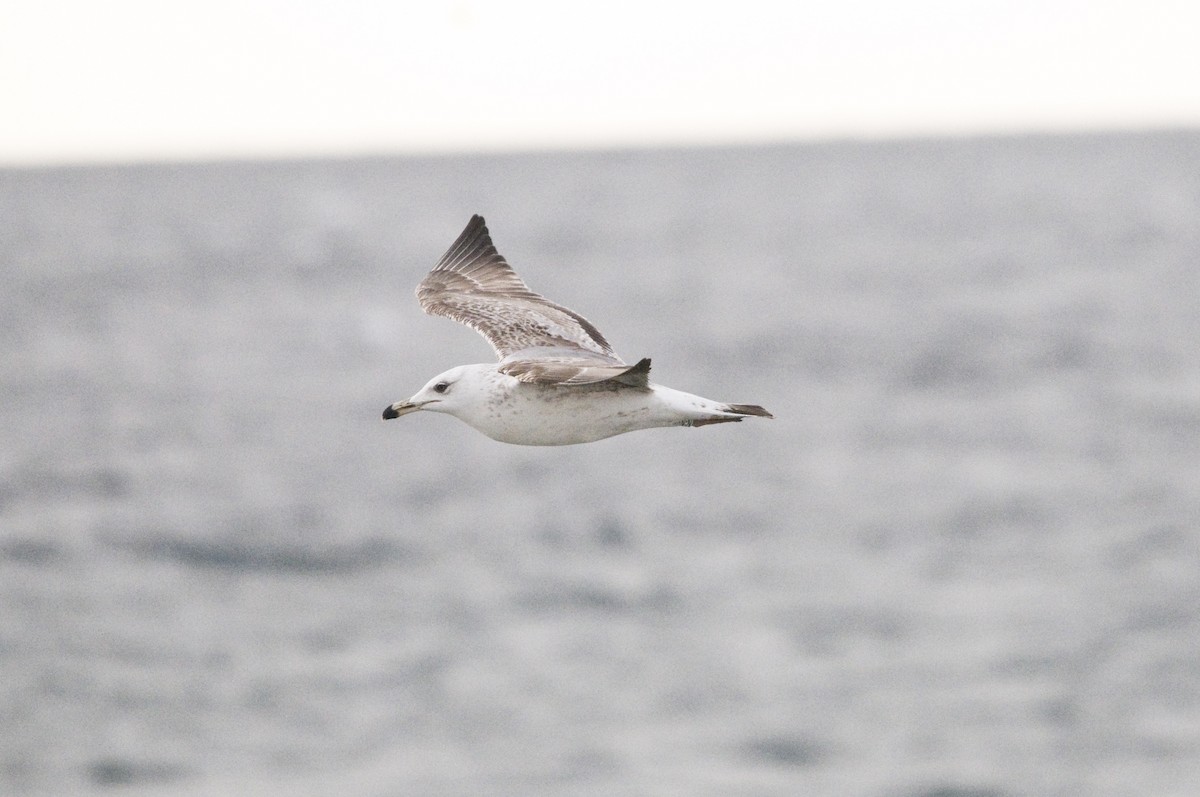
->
416, 215, 619, 363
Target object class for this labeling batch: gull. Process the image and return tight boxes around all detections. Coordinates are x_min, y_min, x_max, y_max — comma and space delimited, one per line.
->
382, 215, 772, 445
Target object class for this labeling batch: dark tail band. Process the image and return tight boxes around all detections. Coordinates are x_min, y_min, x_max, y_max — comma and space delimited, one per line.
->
724, 404, 774, 418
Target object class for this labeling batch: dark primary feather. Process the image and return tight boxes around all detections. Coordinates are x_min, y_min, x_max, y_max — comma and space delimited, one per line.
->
416, 216, 618, 363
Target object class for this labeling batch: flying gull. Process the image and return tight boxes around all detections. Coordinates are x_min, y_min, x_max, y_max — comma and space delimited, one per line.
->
382, 215, 772, 445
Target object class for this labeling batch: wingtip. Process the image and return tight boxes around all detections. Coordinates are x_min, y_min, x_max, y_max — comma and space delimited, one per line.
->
462, 214, 489, 241
610, 357, 651, 388
449, 215, 490, 250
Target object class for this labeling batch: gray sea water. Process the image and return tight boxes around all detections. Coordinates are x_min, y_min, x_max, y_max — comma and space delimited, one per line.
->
2, 131, 1199, 796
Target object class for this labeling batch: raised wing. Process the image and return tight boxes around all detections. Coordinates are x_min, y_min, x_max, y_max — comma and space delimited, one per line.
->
416, 215, 618, 362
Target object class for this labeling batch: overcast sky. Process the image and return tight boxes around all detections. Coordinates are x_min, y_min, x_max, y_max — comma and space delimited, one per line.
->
3, 0, 1199, 165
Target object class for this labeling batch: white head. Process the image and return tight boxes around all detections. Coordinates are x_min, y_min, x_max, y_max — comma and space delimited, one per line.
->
382, 364, 494, 421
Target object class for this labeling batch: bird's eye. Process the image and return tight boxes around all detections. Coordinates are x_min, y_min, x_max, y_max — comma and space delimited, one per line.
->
433, 382, 449, 394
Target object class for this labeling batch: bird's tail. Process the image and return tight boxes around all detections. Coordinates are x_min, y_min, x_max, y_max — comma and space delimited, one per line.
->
689, 402, 774, 427
724, 403, 773, 418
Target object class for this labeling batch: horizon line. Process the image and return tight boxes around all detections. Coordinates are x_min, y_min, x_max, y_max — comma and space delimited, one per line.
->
2, 122, 1197, 172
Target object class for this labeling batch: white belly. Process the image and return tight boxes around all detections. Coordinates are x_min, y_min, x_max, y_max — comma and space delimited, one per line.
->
462, 381, 683, 445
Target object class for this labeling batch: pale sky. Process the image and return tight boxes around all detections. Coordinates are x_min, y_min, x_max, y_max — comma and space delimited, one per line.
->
3, 0, 1199, 165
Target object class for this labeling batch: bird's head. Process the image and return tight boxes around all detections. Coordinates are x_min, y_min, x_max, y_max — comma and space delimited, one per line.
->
382, 364, 490, 420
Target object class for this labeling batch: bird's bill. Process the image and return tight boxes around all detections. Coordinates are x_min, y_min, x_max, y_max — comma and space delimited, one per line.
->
382, 400, 426, 420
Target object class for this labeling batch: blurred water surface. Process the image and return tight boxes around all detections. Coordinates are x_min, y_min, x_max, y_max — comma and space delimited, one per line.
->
2, 132, 1199, 796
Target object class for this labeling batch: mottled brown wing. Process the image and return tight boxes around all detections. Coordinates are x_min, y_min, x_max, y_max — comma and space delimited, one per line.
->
416, 215, 617, 361
500, 356, 651, 387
